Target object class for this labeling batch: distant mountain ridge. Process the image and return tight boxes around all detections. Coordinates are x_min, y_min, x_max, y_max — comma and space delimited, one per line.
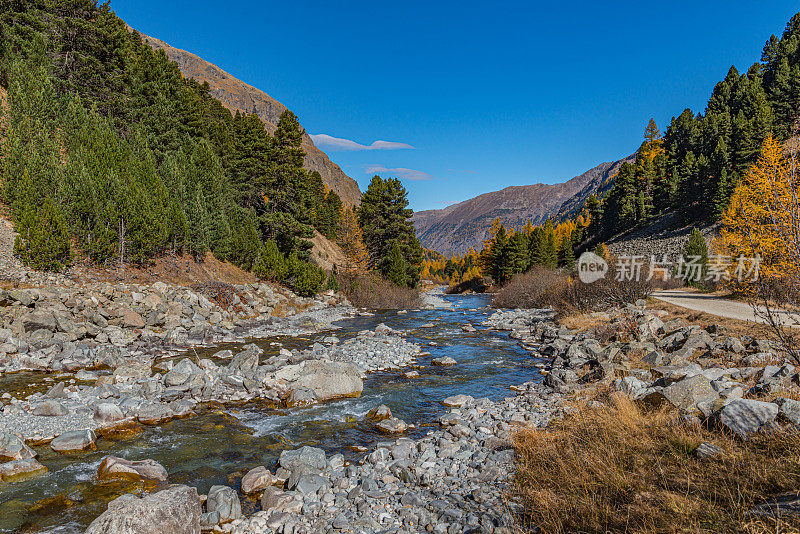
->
412, 156, 633, 255
134, 29, 362, 206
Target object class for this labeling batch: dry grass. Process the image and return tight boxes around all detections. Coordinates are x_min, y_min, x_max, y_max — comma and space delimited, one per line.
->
647, 298, 776, 340
337, 272, 421, 309
493, 268, 653, 316
512, 394, 800, 533
492, 268, 567, 309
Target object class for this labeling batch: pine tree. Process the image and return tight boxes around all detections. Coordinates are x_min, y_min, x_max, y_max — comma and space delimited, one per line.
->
14, 197, 73, 273
253, 239, 288, 281
559, 234, 575, 269
682, 227, 709, 287
358, 175, 423, 287
324, 266, 340, 292
188, 186, 211, 260
385, 241, 408, 286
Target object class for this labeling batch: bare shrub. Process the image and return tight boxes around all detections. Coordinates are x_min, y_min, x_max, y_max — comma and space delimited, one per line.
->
337, 272, 421, 309
512, 394, 800, 533
493, 269, 653, 314
491, 268, 566, 309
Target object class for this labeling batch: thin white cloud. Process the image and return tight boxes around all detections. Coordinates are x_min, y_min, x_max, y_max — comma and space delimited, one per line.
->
365, 165, 434, 181
310, 134, 414, 151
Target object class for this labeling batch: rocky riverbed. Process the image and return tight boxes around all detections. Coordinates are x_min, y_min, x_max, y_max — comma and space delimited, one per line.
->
4, 284, 796, 533
0, 290, 555, 533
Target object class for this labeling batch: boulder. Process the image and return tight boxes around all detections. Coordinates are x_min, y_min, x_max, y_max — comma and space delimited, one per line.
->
279, 446, 327, 471
376, 417, 408, 434
97, 456, 169, 483
718, 399, 779, 438
121, 310, 146, 329
612, 376, 649, 399
0, 458, 47, 481
228, 344, 261, 374
260, 486, 294, 512
206, 485, 242, 524
137, 404, 175, 425
0, 433, 37, 462
163, 359, 202, 388
365, 405, 393, 421
84, 484, 201, 534
50, 429, 96, 452
94, 403, 125, 424
22, 310, 57, 332
33, 400, 68, 417
775, 397, 800, 425
45, 382, 68, 399
374, 323, 392, 334
278, 360, 363, 401
241, 466, 272, 494
441, 395, 473, 408
284, 387, 317, 408
431, 356, 457, 366
643, 374, 719, 413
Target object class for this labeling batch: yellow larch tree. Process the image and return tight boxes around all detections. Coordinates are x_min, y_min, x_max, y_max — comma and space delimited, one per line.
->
718, 134, 800, 284
337, 207, 369, 274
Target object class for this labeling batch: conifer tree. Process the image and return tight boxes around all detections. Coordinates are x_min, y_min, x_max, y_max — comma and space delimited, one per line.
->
559, 234, 575, 269
188, 186, 211, 260
253, 239, 288, 281
385, 241, 408, 286
682, 227, 709, 287
358, 176, 423, 287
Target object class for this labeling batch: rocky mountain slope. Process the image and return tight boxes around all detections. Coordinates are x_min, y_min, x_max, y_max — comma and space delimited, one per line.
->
413, 155, 633, 255
135, 30, 362, 206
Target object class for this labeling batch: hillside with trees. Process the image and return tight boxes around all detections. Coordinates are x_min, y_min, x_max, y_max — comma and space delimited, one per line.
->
0, 0, 420, 299
580, 14, 800, 247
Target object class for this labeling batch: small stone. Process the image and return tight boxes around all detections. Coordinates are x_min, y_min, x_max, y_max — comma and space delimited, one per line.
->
695, 442, 723, 459
333, 512, 349, 529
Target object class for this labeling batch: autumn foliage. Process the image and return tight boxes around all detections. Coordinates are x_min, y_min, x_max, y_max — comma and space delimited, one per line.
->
718, 135, 800, 360
719, 135, 800, 284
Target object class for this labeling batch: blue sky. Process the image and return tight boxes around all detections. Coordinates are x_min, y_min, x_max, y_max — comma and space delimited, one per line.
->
114, 1, 800, 212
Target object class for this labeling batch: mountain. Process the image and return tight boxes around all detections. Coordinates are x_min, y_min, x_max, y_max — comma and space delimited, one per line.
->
412, 156, 633, 255
136, 30, 362, 206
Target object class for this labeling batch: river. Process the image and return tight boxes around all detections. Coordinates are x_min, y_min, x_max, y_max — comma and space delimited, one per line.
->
0, 293, 544, 533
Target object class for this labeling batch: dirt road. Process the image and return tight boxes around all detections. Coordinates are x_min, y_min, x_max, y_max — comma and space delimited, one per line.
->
651, 289, 800, 326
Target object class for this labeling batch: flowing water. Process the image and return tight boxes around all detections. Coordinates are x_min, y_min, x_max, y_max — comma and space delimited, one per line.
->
0, 293, 545, 533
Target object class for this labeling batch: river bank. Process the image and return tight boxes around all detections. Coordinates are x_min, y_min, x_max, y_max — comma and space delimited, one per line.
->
0, 287, 554, 533
4, 279, 798, 533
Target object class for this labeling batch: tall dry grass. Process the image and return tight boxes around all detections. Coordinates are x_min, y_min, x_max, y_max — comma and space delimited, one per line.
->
511, 394, 800, 533
492, 268, 654, 315
337, 272, 421, 309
